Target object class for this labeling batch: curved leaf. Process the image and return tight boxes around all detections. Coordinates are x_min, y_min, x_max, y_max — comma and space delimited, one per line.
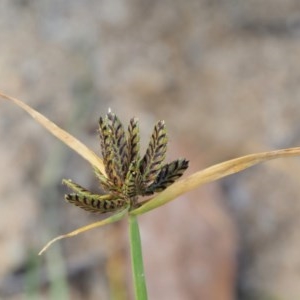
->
39, 206, 129, 255
0, 91, 105, 174
131, 147, 300, 215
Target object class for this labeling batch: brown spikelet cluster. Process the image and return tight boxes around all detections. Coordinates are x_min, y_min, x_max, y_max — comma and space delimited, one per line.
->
63, 111, 189, 213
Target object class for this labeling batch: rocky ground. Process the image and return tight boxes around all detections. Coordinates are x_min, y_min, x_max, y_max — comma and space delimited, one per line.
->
1, 1, 300, 299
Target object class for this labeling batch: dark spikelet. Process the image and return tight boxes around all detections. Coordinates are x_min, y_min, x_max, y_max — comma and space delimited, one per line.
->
139, 120, 167, 185
123, 160, 139, 198
99, 117, 114, 180
98, 116, 110, 165
99, 115, 122, 187
107, 112, 128, 180
144, 159, 189, 195
65, 194, 126, 213
127, 118, 140, 166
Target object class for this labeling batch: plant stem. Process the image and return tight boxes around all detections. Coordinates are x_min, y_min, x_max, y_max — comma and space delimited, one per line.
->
129, 215, 148, 300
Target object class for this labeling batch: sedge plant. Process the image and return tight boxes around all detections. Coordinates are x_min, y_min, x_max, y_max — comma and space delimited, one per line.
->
2, 91, 300, 300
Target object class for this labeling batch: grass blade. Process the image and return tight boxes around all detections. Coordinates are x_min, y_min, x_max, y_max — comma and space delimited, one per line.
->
0, 91, 105, 174
39, 207, 129, 255
131, 147, 300, 215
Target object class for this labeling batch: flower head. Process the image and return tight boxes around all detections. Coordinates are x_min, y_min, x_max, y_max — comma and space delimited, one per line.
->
63, 111, 189, 213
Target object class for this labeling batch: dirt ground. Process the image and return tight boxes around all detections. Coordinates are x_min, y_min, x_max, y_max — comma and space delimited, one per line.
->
1, 1, 300, 299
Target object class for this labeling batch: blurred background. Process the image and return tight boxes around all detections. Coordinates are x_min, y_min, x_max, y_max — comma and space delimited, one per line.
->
1, 0, 300, 299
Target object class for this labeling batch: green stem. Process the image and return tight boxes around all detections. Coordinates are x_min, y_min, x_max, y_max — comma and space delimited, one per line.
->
129, 215, 148, 300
